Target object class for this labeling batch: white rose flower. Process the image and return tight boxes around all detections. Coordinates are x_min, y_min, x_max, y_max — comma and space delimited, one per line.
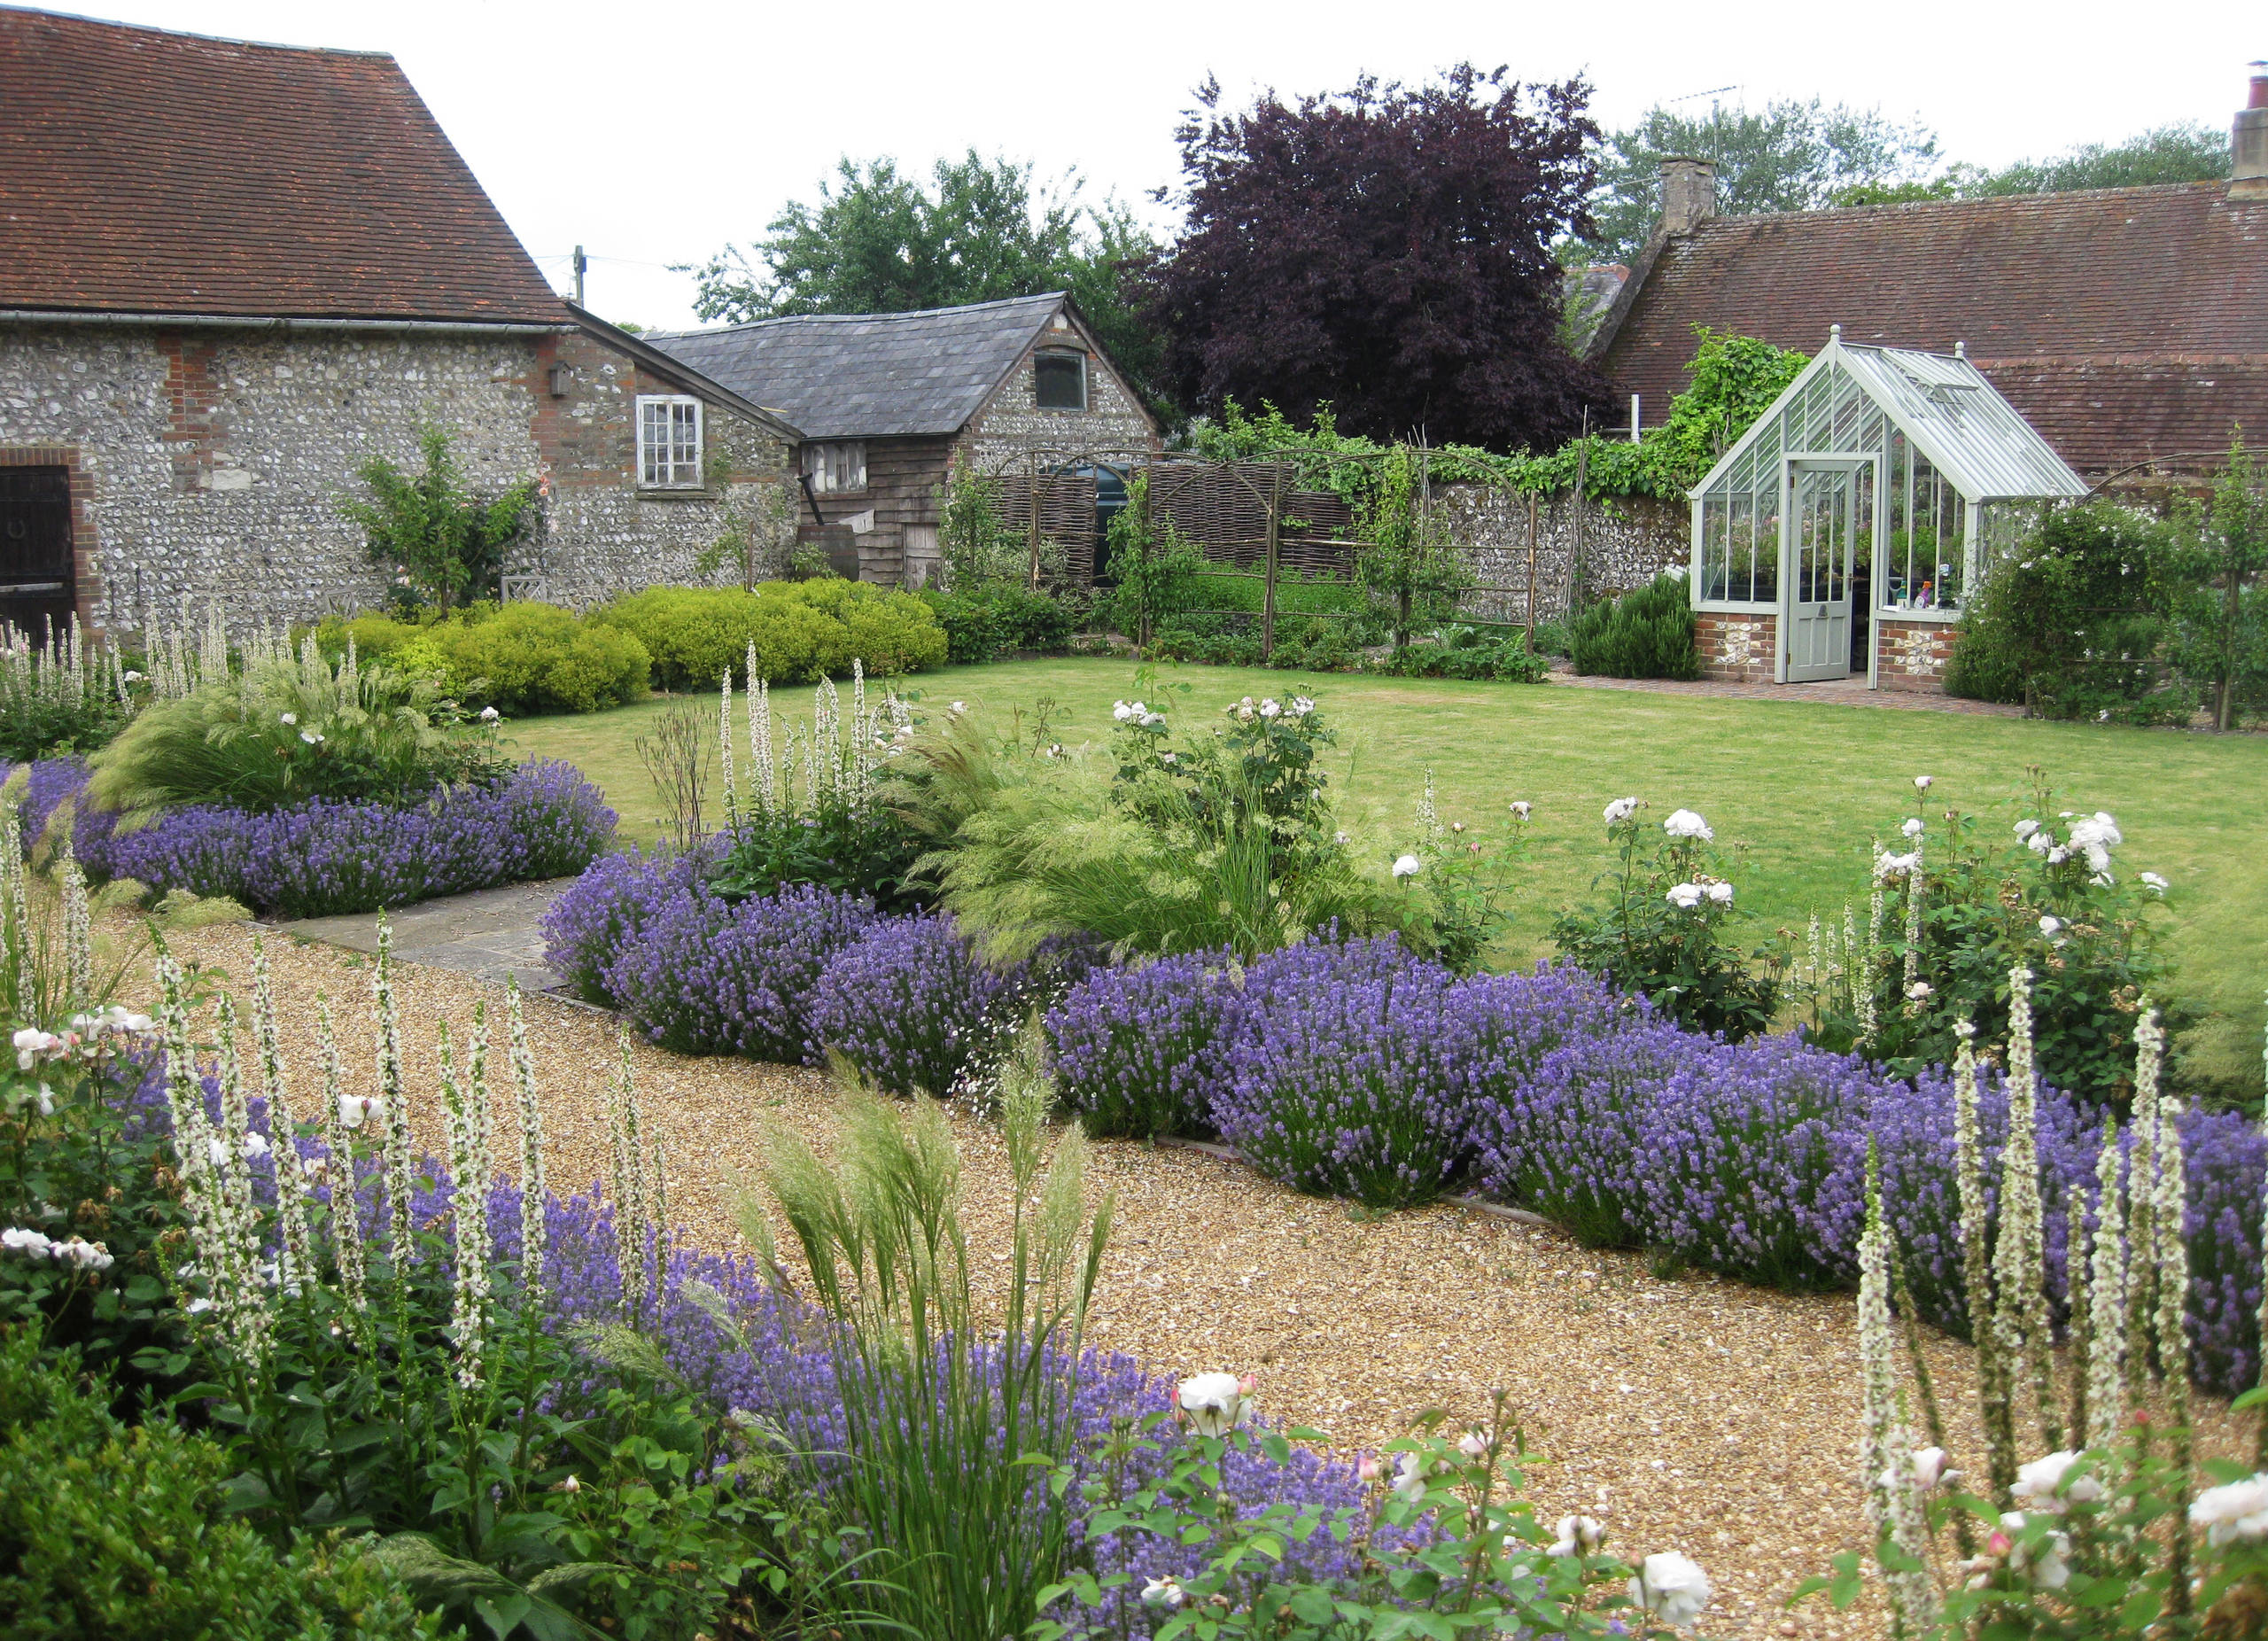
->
1139, 1575, 1185, 1610
1628, 1551, 1711, 1626
2038, 915, 2062, 938
1914, 774, 1933, 790
1290, 696, 1315, 715
300, 730, 323, 745
1909, 1446, 1952, 1490
1259, 698, 1282, 718
1177, 1372, 1247, 1436
2067, 812, 2122, 851
208, 1136, 231, 1167
2012, 1450, 2102, 1513
2047, 845, 2070, 865
1391, 854, 1421, 879
950, 701, 967, 714
2, 1227, 53, 1256
1511, 801, 1531, 821
1999, 1512, 2072, 1589
122, 669, 144, 683
1906, 981, 1933, 1001
2191, 1474, 2268, 1545
241, 1132, 272, 1160
1456, 1429, 1489, 1458
1547, 1514, 1606, 1557
2026, 829, 2054, 856
2015, 819, 2040, 840
338, 1093, 382, 1130
1901, 817, 1925, 838
1705, 882, 1734, 905
1874, 852, 1920, 880
2140, 871, 2168, 892
1602, 796, 1639, 825
1390, 1450, 1429, 1502
280, 712, 298, 725
1663, 808, 1713, 841
479, 705, 501, 721
1666, 883, 1704, 909
1112, 701, 1135, 722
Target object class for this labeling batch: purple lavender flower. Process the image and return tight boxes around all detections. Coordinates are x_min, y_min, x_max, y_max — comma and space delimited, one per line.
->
1046, 950, 1240, 1139
610, 882, 878, 1062
540, 844, 718, 1004
78, 758, 612, 918
808, 914, 1026, 1095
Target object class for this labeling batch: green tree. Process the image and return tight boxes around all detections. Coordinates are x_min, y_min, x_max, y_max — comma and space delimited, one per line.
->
686, 151, 1166, 413
1959, 121, 2231, 197
1656, 327, 1810, 486
1581, 97, 1939, 261
2164, 437, 2268, 732
342, 427, 537, 615
1357, 446, 1472, 649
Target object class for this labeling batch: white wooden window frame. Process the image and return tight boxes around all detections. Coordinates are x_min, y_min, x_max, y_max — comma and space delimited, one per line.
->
637, 395, 704, 489
801, 441, 867, 494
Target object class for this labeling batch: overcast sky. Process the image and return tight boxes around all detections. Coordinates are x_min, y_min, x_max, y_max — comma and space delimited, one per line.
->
66, 0, 2266, 330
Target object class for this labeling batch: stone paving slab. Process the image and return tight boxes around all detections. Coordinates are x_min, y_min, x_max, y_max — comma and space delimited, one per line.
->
282, 877, 579, 991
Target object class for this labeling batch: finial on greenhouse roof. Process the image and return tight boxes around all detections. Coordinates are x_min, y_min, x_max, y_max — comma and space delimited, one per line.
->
1954, 339, 1968, 359
1829, 323, 1841, 345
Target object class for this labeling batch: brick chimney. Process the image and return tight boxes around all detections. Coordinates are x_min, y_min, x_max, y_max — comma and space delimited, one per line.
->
1658, 157, 1719, 236
2235, 61, 2268, 201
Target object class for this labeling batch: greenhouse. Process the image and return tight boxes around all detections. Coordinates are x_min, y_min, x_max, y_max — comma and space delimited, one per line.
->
1687, 328, 2088, 690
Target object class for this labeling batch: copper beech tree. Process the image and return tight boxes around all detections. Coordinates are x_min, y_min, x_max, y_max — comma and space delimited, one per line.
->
1138, 65, 1615, 453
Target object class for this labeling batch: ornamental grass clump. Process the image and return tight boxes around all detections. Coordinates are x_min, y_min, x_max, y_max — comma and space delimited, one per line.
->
1216, 951, 1477, 1208
606, 882, 878, 1061
807, 913, 1026, 1096
1045, 948, 1241, 1140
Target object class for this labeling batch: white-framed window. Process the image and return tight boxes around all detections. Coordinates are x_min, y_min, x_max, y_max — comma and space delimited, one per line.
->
637, 395, 703, 487
801, 440, 867, 494
1034, 349, 1087, 409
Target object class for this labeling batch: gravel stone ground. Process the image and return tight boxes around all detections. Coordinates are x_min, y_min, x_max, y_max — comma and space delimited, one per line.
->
150, 918, 2254, 1641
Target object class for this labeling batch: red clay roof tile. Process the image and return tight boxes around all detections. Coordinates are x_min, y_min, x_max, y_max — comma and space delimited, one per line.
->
0, 8, 567, 324
1599, 185, 2268, 474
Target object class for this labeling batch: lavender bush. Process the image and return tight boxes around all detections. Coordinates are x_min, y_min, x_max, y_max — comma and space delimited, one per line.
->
807, 914, 1026, 1095
1216, 954, 1476, 1208
1045, 950, 1241, 1139
50, 757, 612, 918
538, 844, 716, 1004
607, 882, 878, 1061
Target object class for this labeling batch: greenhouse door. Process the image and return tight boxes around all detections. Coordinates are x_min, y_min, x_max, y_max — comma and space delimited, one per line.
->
1784, 462, 1859, 681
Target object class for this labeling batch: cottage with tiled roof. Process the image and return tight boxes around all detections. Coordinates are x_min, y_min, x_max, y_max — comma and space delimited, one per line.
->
0, 7, 799, 633
649, 293, 1160, 587
1586, 66, 2267, 696
1594, 69, 2268, 481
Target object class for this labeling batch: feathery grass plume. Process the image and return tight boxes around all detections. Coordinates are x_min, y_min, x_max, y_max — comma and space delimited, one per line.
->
1995, 966, 2062, 1452
438, 1021, 487, 1390
747, 1022, 1112, 1641
315, 999, 368, 1315
2140, 1004, 2195, 1615
718, 668, 739, 834
57, 835, 92, 1004
2085, 1130, 2127, 1453
1860, 1144, 1938, 1635
1955, 1020, 2017, 1502
505, 978, 546, 1303
250, 937, 315, 1296
371, 915, 414, 1258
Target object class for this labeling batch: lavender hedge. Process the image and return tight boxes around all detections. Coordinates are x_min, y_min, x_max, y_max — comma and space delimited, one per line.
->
16, 757, 613, 918
1048, 950, 1242, 1139
807, 914, 1025, 1096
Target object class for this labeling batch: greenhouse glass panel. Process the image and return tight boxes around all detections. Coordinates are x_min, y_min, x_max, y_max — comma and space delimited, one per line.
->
1728, 492, 1756, 603
1701, 494, 1730, 599
1751, 471, 1781, 603
1831, 367, 1867, 445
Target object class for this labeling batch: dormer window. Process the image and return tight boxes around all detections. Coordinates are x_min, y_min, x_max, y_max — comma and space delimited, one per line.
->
1034, 349, 1086, 410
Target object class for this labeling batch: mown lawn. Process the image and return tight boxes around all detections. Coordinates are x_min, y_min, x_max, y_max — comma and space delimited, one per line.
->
508, 659, 2268, 1097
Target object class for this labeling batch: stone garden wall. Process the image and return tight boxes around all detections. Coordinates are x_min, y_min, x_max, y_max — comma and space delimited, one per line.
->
1434, 485, 1688, 625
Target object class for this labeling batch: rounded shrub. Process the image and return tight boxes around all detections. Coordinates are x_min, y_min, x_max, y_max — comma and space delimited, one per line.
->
1215, 938, 1472, 1208
428, 602, 650, 714
1045, 949, 1240, 1139
807, 914, 1023, 1095
608, 883, 878, 1061
1568, 573, 1700, 680
539, 845, 708, 1003
591, 581, 947, 689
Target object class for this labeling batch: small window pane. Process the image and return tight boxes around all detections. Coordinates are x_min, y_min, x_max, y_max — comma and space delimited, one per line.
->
1702, 495, 1729, 599
1035, 352, 1085, 409
1751, 470, 1781, 603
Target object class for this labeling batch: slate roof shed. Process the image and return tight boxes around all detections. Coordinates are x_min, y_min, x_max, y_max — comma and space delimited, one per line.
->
646, 292, 1087, 439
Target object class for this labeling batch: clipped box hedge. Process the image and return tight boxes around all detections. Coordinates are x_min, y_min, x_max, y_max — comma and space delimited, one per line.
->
315, 603, 649, 716
589, 579, 948, 688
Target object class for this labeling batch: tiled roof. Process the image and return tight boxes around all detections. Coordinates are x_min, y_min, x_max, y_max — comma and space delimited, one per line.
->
0, 8, 566, 324
645, 292, 1069, 439
1598, 184, 2268, 473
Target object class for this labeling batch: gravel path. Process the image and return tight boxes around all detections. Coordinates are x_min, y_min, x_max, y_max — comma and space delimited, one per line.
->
151, 918, 2253, 1640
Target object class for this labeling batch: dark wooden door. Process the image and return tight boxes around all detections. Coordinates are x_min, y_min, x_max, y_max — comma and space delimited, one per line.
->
0, 467, 76, 639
